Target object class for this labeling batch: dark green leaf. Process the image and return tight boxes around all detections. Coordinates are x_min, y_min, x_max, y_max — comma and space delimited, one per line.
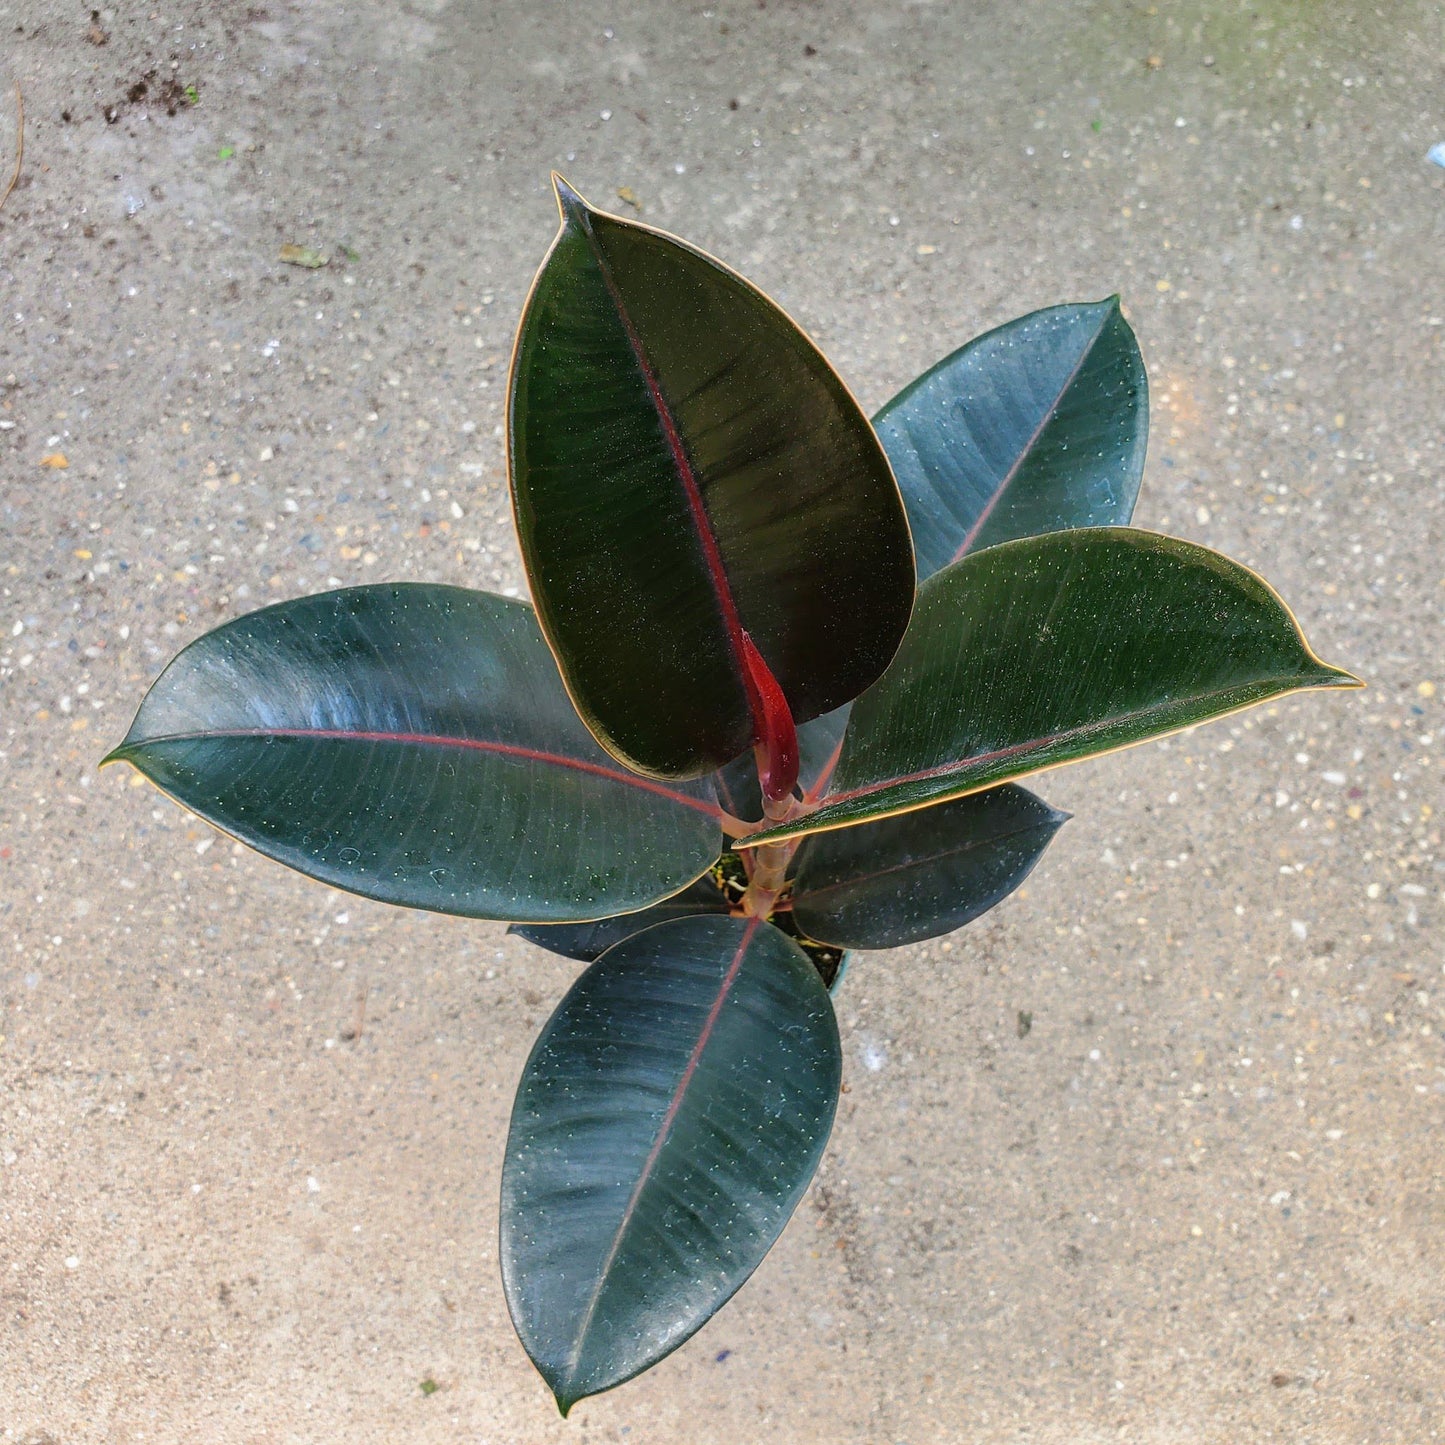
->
509, 176, 914, 780
791, 784, 1067, 949
501, 916, 840, 1413
743, 529, 1357, 846
508, 875, 729, 962
106, 586, 723, 921
874, 298, 1147, 580
722, 301, 1146, 819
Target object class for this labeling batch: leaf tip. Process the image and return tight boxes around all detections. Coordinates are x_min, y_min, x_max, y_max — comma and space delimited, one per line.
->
98, 742, 131, 770
1313, 662, 1364, 690
551, 172, 589, 228
552, 1388, 577, 1418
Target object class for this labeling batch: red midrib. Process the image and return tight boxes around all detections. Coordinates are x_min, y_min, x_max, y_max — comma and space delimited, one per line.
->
583, 219, 797, 792
802, 735, 846, 806
793, 818, 1055, 904
797, 676, 1301, 823
565, 916, 761, 1377
821, 732, 1047, 808
949, 307, 1110, 563
137, 726, 724, 819
592, 252, 747, 656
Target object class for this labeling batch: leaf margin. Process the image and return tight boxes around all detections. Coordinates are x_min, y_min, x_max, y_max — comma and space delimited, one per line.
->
505, 172, 916, 784
738, 528, 1360, 849
499, 913, 841, 1414
102, 583, 727, 925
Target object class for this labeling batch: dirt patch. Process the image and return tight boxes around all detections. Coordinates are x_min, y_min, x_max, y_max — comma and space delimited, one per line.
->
105, 65, 196, 123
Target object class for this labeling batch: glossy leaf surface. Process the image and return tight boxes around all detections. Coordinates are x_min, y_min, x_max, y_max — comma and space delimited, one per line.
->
737, 301, 1146, 819
508, 875, 729, 963
791, 784, 1067, 949
744, 529, 1355, 846
509, 176, 914, 780
874, 299, 1147, 580
501, 916, 840, 1413
107, 586, 722, 921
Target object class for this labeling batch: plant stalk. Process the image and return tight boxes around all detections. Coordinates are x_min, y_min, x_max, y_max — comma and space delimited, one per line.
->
739, 837, 791, 917
739, 789, 803, 917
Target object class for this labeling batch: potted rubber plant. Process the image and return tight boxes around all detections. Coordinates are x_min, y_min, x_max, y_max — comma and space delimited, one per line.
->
107, 175, 1355, 1414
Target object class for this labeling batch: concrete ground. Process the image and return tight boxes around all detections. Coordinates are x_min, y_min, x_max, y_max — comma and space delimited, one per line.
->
2, 0, 1442, 1440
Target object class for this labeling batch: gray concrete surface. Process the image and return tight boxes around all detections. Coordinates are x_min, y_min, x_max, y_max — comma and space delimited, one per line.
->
2, 1, 1442, 1440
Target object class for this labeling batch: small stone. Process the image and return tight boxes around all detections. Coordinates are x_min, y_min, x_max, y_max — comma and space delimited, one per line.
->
279, 243, 328, 269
